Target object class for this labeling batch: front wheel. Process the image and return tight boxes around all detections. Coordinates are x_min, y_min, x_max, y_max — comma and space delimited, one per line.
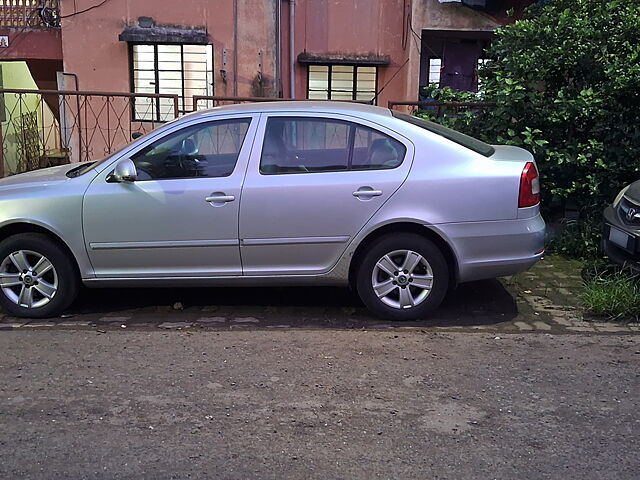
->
0, 233, 79, 318
356, 233, 449, 321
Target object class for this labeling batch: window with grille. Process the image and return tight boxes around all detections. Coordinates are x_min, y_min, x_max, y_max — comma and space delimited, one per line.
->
476, 58, 489, 91
131, 44, 214, 121
428, 57, 442, 86
307, 65, 377, 103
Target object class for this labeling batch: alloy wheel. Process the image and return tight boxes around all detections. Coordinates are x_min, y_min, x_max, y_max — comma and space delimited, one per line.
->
0, 250, 58, 309
371, 249, 434, 309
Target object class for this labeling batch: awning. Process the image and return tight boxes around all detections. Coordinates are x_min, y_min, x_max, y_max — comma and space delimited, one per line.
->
119, 20, 209, 44
297, 52, 390, 66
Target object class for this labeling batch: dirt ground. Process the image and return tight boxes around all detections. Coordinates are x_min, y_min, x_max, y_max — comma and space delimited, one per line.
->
1, 329, 638, 479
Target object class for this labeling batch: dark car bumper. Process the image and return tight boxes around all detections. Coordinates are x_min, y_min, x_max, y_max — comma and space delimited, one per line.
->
602, 205, 640, 270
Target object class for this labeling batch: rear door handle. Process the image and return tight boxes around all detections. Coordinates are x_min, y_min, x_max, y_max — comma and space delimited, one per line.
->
353, 189, 383, 198
205, 194, 235, 203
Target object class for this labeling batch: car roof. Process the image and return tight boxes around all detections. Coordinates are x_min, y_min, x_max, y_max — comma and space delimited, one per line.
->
188, 101, 393, 120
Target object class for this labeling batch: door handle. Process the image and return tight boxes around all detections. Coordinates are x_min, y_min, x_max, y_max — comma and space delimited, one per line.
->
205, 194, 235, 203
353, 189, 383, 198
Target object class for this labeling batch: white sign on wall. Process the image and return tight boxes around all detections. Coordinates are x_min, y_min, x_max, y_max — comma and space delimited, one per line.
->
0, 36, 8, 48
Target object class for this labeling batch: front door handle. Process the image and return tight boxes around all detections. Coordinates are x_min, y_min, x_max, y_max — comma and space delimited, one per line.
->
353, 189, 383, 198
205, 194, 235, 204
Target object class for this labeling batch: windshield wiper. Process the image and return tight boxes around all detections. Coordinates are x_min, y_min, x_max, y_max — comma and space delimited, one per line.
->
66, 162, 95, 178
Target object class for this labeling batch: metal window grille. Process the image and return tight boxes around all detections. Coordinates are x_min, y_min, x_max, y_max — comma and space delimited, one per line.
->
131, 43, 213, 121
428, 57, 442, 86
307, 65, 377, 104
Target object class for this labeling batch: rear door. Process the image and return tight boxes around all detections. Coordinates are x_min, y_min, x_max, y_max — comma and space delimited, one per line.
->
239, 113, 414, 275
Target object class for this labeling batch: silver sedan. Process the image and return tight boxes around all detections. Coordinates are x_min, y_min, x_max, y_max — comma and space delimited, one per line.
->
0, 101, 545, 320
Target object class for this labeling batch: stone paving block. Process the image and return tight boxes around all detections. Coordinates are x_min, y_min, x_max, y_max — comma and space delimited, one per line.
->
22, 322, 57, 328
513, 321, 534, 331
234, 317, 260, 323
0, 323, 24, 329
158, 322, 193, 329
57, 321, 91, 327
550, 316, 574, 327
533, 321, 551, 331
566, 326, 596, 332
97, 316, 131, 323
594, 324, 630, 333
196, 317, 227, 324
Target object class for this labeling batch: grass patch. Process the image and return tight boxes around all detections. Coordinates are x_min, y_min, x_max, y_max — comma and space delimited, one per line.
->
581, 270, 640, 321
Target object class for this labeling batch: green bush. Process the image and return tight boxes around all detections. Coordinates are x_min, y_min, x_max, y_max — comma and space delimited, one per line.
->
419, 0, 640, 220
546, 219, 602, 259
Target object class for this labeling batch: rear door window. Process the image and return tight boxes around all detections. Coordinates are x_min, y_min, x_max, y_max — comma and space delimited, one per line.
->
260, 117, 406, 174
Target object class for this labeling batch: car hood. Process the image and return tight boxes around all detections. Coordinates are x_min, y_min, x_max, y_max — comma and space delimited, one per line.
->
625, 179, 640, 202
0, 163, 87, 190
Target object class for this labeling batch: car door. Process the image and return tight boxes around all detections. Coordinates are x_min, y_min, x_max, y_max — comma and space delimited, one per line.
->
82, 114, 258, 278
239, 113, 414, 275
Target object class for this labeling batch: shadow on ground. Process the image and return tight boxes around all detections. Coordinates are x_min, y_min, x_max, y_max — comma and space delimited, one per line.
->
62, 279, 519, 329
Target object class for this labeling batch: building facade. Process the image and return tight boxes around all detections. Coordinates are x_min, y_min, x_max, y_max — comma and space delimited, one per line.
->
0, 0, 532, 171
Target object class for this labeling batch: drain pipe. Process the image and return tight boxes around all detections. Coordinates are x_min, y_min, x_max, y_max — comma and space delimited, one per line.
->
233, 0, 239, 96
289, 0, 295, 98
275, 0, 281, 97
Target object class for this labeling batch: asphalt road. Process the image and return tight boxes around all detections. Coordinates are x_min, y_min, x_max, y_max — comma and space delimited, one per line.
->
1, 329, 638, 479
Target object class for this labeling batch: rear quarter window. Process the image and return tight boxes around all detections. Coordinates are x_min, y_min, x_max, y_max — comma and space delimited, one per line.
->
391, 111, 495, 157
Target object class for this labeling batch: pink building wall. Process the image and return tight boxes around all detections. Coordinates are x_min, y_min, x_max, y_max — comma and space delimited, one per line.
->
59, 0, 519, 106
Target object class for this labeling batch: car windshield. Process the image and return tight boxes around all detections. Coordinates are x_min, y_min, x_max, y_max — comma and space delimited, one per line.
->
391, 110, 495, 157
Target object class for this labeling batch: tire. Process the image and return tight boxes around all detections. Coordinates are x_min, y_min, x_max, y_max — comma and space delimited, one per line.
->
0, 233, 79, 318
356, 233, 449, 321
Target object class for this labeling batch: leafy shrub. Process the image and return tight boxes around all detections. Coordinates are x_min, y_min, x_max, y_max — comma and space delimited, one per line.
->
546, 219, 603, 259
419, 0, 640, 220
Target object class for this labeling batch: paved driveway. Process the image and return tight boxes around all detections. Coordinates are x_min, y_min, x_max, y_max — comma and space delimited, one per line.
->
1, 329, 638, 479
1, 256, 639, 479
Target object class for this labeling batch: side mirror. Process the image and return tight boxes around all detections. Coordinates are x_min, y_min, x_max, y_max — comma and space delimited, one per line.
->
131, 132, 143, 140
107, 159, 138, 183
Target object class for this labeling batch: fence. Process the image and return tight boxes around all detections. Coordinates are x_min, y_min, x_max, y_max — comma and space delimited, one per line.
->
387, 100, 494, 117
0, 88, 179, 176
0, 91, 494, 177
192, 95, 371, 110
0, 0, 59, 28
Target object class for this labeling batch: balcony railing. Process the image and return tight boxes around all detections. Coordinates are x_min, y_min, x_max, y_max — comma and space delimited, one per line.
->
0, 0, 59, 28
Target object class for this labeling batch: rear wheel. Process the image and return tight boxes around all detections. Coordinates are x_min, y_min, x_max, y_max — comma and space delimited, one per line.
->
356, 233, 449, 321
0, 233, 79, 318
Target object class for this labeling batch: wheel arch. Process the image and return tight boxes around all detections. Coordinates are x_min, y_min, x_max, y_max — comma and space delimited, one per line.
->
0, 222, 82, 277
348, 221, 459, 290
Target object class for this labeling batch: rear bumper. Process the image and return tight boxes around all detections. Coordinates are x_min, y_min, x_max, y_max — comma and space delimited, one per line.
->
434, 213, 545, 283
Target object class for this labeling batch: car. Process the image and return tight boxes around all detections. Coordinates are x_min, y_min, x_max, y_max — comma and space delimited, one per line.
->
0, 101, 545, 320
602, 181, 640, 271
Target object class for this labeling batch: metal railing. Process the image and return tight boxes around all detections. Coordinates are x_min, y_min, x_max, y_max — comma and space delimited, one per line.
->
193, 95, 370, 110
0, 0, 59, 28
0, 88, 179, 176
387, 100, 495, 116
0, 91, 496, 177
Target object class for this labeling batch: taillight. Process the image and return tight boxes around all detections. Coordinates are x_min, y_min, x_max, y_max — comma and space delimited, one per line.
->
519, 161, 540, 208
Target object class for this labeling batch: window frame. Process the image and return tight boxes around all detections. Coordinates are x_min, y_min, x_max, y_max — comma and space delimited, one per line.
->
306, 64, 379, 104
259, 116, 406, 176
129, 42, 214, 122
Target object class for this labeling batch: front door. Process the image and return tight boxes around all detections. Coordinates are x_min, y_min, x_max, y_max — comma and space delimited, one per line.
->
82, 115, 258, 278
239, 113, 414, 275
